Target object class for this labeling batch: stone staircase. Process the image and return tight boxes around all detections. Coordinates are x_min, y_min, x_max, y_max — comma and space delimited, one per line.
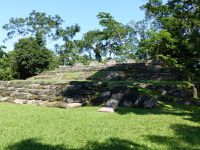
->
87, 63, 185, 81
28, 62, 186, 81
0, 62, 193, 109
0, 81, 64, 105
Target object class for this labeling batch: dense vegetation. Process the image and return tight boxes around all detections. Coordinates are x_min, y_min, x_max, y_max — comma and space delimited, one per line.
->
0, 0, 199, 80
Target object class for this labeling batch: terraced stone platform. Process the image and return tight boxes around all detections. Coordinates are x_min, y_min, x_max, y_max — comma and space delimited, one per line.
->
1, 62, 197, 109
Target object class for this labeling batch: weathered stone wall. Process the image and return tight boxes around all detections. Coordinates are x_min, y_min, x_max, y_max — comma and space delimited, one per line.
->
0, 80, 199, 108
58, 81, 199, 108
57, 81, 157, 109
0, 81, 65, 105
0, 62, 198, 108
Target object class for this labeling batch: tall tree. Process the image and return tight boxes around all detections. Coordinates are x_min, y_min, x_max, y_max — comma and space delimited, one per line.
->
3, 10, 63, 46
142, 0, 200, 73
55, 24, 84, 65
129, 19, 153, 60
97, 12, 135, 59
82, 12, 136, 62
82, 30, 105, 62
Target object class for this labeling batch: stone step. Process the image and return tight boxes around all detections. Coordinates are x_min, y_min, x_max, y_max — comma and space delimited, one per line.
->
125, 76, 178, 81
0, 96, 16, 103
9, 92, 34, 100
1, 83, 62, 90
37, 95, 62, 101
0, 97, 82, 109
40, 69, 174, 76
0, 81, 66, 102
16, 88, 27, 92
126, 73, 176, 78
26, 89, 56, 95
0, 90, 13, 97
0, 97, 45, 105
45, 102, 82, 109
0, 86, 16, 91
7, 90, 62, 101
47, 63, 166, 74
42, 67, 170, 74
98, 107, 115, 113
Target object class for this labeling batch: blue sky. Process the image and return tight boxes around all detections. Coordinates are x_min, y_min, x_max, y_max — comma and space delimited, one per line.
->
0, 0, 148, 51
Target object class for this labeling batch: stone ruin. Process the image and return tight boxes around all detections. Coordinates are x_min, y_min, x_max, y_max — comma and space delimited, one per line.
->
0, 61, 199, 111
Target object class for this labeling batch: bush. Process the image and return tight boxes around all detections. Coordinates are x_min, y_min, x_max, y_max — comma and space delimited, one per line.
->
12, 37, 58, 79
0, 68, 13, 80
0, 51, 13, 80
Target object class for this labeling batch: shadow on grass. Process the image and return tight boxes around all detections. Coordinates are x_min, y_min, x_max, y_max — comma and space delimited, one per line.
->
6, 138, 148, 150
6, 138, 66, 150
147, 124, 200, 150
116, 102, 200, 149
116, 102, 200, 123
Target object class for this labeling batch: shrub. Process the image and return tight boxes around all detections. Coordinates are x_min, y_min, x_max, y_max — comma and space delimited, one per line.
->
12, 37, 58, 79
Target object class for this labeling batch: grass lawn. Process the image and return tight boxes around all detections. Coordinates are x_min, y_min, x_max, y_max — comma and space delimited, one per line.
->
0, 102, 200, 150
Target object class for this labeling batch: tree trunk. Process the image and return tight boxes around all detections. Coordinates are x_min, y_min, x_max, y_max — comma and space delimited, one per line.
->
192, 84, 198, 99
94, 47, 102, 62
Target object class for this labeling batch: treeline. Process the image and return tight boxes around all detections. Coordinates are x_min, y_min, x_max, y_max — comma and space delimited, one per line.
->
0, 0, 199, 80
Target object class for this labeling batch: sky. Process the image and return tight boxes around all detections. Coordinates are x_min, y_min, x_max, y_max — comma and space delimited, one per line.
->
0, 0, 148, 51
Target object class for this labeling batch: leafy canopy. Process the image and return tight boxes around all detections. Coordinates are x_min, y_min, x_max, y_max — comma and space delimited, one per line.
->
142, 0, 200, 73
3, 10, 63, 46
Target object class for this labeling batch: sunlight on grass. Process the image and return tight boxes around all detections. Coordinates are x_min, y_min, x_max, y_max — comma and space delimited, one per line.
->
0, 102, 199, 150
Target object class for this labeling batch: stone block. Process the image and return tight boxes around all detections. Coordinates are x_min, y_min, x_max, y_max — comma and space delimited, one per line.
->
98, 107, 115, 113
106, 99, 119, 109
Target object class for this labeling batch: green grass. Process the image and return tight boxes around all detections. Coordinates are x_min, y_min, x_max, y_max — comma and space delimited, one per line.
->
0, 102, 200, 150
62, 72, 83, 80
138, 88, 159, 96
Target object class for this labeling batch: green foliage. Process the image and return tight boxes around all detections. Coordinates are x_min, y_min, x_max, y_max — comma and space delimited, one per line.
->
0, 46, 13, 80
138, 87, 159, 96
56, 24, 80, 42
56, 41, 90, 66
3, 10, 63, 46
156, 54, 177, 67
142, 0, 200, 74
97, 12, 136, 59
0, 45, 7, 58
2, 6, 200, 78
12, 37, 57, 79
82, 30, 105, 62
55, 24, 85, 65
81, 12, 136, 62
0, 67, 13, 81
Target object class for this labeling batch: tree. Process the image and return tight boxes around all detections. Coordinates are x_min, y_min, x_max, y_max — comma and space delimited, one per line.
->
12, 37, 56, 79
137, 28, 177, 65
55, 24, 86, 65
97, 12, 135, 60
0, 45, 7, 58
142, 0, 200, 98
129, 19, 153, 60
142, 0, 200, 73
82, 12, 136, 62
3, 10, 63, 46
0, 46, 12, 80
82, 30, 105, 62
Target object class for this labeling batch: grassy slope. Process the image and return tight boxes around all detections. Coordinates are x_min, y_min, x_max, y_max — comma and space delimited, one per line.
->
0, 102, 200, 150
